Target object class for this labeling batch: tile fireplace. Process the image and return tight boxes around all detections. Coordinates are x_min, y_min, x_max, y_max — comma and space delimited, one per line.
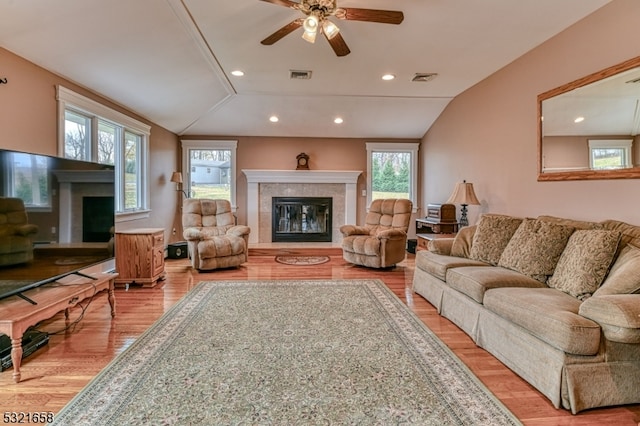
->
243, 170, 361, 244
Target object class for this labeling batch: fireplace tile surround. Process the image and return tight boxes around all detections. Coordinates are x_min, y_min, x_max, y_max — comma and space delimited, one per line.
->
243, 170, 361, 244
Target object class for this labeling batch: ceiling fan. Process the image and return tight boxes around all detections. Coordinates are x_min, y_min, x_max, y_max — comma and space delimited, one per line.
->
260, 0, 404, 57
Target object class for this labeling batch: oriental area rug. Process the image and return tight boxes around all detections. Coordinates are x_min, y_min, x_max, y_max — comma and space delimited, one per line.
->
52, 279, 521, 426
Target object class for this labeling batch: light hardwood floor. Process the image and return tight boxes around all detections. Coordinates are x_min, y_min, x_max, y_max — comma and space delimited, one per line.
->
1, 248, 638, 425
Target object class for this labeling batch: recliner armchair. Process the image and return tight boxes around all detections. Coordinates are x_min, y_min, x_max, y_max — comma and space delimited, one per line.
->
340, 198, 413, 268
182, 199, 250, 271
0, 197, 39, 267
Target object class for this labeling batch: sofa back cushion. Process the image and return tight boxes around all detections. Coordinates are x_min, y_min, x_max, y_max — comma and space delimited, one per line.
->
469, 214, 523, 265
537, 215, 601, 230
600, 219, 640, 256
547, 230, 621, 300
498, 218, 575, 283
593, 243, 640, 296
450, 225, 476, 258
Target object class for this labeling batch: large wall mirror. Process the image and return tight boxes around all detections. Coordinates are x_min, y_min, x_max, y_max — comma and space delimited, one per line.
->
538, 56, 640, 181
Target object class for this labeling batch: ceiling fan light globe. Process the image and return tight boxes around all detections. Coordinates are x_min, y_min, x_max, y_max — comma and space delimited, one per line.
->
303, 15, 319, 33
322, 20, 340, 39
302, 30, 317, 44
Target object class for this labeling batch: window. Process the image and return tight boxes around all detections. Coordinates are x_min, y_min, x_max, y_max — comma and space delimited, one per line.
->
4, 152, 50, 211
181, 140, 237, 208
366, 142, 419, 210
588, 139, 633, 170
57, 86, 151, 219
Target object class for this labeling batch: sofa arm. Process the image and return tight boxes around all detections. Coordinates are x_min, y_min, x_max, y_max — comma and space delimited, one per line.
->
428, 238, 454, 255
579, 295, 640, 343
340, 225, 370, 237
183, 227, 226, 241
376, 229, 407, 240
14, 224, 39, 236
227, 225, 250, 238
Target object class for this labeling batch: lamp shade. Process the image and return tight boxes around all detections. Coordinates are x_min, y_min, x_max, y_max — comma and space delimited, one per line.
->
170, 172, 183, 184
446, 180, 480, 206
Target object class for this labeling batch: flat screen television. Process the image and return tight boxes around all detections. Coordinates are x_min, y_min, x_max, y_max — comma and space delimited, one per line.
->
0, 148, 115, 303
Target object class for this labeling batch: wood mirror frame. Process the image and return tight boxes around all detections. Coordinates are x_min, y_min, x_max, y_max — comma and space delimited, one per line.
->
537, 55, 640, 181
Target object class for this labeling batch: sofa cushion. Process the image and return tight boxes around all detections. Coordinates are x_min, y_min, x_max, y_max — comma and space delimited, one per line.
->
446, 266, 547, 303
469, 214, 523, 266
593, 244, 640, 296
498, 218, 575, 283
415, 251, 488, 281
600, 219, 640, 252
483, 287, 601, 355
450, 225, 476, 258
548, 230, 620, 300
537, 215, 601, 230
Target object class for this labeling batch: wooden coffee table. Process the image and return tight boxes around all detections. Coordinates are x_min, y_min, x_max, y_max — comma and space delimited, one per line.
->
0, 272, 117, 383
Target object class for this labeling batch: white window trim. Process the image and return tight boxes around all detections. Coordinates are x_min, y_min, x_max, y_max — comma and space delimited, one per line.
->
180, 139, 238, 211
588, 139, 633, 169
365, 142, 419, 212
56, 85, 151, 222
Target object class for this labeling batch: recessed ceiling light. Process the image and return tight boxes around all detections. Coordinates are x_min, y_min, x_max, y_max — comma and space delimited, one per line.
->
231, 70, 244, 77
269, 115, 279, 123
574, 116, 585, 123
382, 74, 395, 81
334, 117, 344, 124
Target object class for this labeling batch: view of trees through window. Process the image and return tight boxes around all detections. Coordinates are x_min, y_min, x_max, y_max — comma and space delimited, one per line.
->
10, 153, 49, 208
188, 149, 231, 200
64, 109, 145, 211
371, 152, 410, 199
591, 148, 627, 169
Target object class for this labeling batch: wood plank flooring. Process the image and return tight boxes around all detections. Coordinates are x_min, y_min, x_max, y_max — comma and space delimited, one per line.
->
1, 249, 638, 425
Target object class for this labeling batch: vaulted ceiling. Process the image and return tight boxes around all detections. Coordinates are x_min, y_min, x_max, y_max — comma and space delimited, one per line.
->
0, 0, 610, 139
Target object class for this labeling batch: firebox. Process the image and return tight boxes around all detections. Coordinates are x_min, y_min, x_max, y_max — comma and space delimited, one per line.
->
272, 197, 332, 242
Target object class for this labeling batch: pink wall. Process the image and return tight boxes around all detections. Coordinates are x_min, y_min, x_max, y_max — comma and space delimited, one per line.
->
0, 47, 181, 241
181, 136, 419, 228
421, 0, 640, 225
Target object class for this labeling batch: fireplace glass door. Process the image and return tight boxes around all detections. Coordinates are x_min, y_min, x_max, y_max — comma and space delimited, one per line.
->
272, 197, 332, 242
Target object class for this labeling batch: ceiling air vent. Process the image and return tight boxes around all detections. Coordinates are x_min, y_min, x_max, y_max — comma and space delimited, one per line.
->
412, 73, 438, 83
290, 70, 312, 80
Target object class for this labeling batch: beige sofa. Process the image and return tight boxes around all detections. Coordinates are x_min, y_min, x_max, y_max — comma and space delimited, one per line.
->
412, 213, 640, 414
0, 197, 39, 266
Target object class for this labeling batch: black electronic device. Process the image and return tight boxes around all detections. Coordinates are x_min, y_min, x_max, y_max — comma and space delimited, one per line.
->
0, 329, 50, 371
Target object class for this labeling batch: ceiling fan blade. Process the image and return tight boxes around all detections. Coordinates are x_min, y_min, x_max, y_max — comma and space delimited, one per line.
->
325, 32, 350, 57
261, 19, 303, 45
259, 0, 299, 9
335, 8, 404, 25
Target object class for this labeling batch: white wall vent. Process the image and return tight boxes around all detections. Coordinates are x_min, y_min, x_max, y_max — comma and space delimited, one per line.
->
412, 73, 438, 82
290, 70, 312, 80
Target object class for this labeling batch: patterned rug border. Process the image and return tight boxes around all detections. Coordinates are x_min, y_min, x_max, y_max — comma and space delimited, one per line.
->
274, 255, 331, 265
53, 279, 521, 425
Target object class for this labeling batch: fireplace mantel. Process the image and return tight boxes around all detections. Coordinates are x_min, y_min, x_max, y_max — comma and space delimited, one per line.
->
242, 170, 362, 244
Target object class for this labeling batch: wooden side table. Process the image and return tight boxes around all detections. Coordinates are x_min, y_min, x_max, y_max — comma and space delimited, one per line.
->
416, 233, 457, 251
115, 228, 165, 287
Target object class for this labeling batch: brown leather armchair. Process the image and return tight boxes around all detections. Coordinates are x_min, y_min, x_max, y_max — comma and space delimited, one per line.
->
0, 197, 39, 266
182, 199, 250, 271
340, 198, 413, 268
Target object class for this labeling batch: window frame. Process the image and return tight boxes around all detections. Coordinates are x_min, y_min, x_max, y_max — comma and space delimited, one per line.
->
56, 85, 151, 222
588, 139, 633, 170
365, 142, 419, 212
180, 139, 238, 211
